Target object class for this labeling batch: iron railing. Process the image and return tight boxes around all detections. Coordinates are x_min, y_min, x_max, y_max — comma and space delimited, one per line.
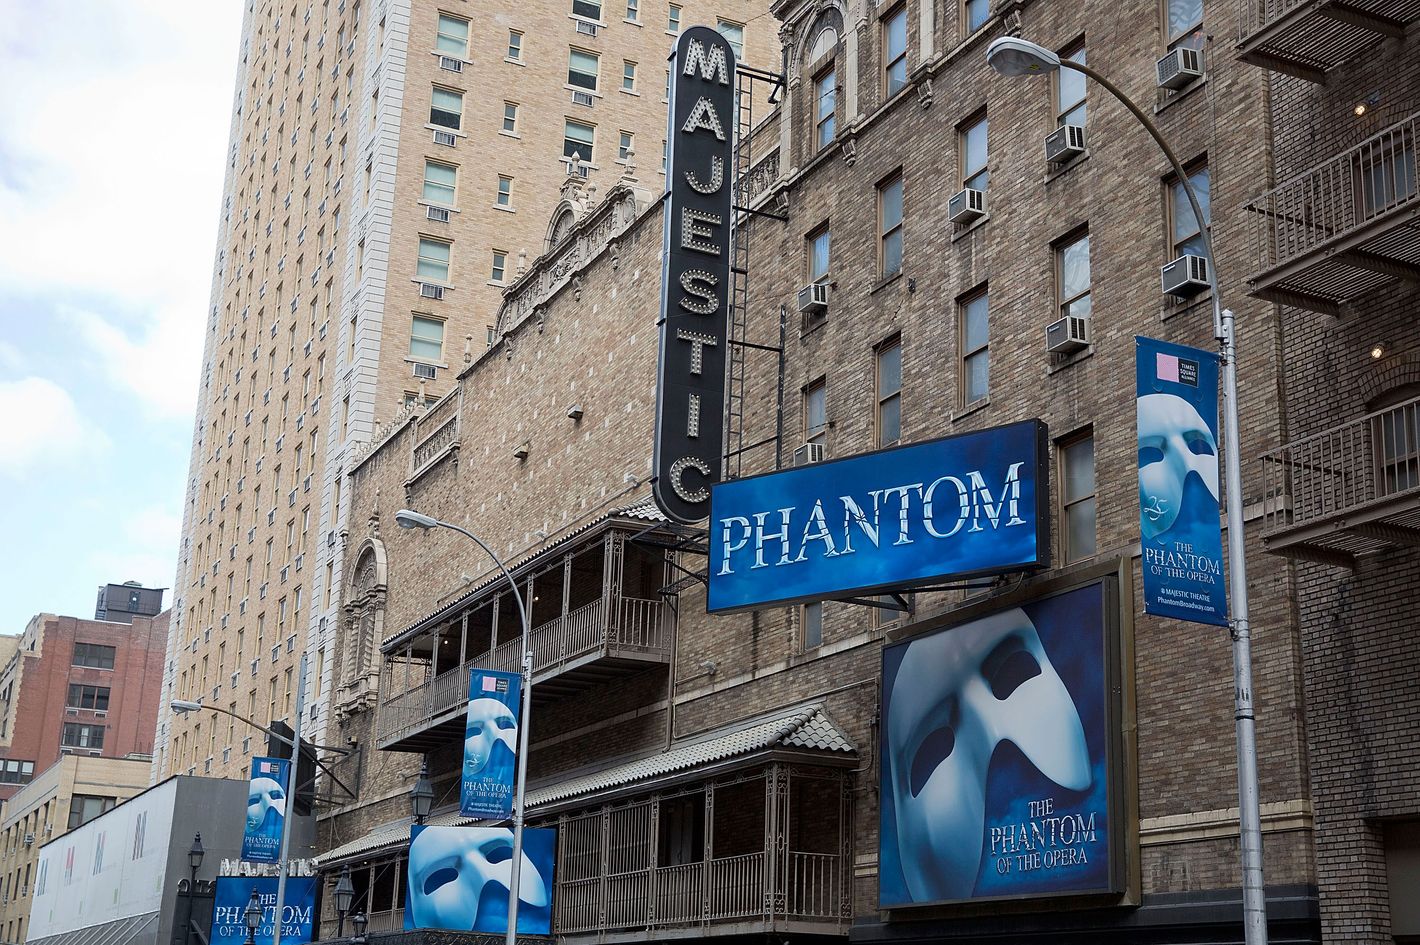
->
1246, 111, 1418, 276
1259, 394, 1420, 535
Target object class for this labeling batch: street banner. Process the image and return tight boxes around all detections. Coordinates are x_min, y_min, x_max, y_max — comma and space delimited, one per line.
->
404, 825, 556, 935
241, 757, 289, 863
211, 876, 315, 945
460, 669, 521, 819
880, 580, 1123, 906
1135, 336, 1228, 626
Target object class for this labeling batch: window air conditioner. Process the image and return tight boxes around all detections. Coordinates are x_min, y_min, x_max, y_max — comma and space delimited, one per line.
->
439, 56, 463, 72
413, 362, 437, 380
1157, 47, 1204, 90
1044, 124, 1086, 164
793, 442, 826, 466
23, 834, 34, 845
576, 20, 598, 35
1045, 315, 1091, 355
948, 188, 986, 225
426, 205, 450, 223
571, 90, 595, 107
797, 282, 829, 315
419, 283, 445, 300
433, 130, 457, 147
1161, 253, 1210, 296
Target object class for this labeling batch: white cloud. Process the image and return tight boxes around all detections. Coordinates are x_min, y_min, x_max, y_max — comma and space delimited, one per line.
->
0, 376, 104, 475
86, 502, 185, 592
65, 302, 203, 419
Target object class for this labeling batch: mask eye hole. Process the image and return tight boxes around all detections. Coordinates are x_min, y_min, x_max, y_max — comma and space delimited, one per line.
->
496, 715, 516, 731
909, 725, 955, 798
1139, 445, 1165, 466
423, 867, 459, 896
468, 723, 483, 736
1183, 430, 1214, 456
982, 634, 1041, 700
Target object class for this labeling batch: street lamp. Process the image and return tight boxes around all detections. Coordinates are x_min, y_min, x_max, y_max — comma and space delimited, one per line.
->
410, 761, 434, 825
333, 866, 355, 938
986, 36, 1267, 945
350, 912, 368, 945
243, 886, 262, 945
395, 508, 532, 945
179, 833, 205, 945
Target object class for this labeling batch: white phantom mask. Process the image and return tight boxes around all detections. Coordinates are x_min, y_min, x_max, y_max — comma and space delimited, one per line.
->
886, 608, 1090, 903
408, 827, 549, 931
247, 776, 286, 829
1136, 393, 1219, 540
464, 698, 518, 775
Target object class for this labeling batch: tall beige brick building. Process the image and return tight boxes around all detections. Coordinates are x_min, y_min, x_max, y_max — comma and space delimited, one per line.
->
157, 0, 776, 780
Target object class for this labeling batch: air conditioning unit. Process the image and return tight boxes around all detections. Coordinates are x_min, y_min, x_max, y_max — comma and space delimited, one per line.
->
576, 20, 599, 35
948, 188, 986, 225
1046, 314, 1091, 354
23, 834, 34, 846
433, 130, 457, 147
793, 442, 826, 466
1045, 124, 1086, 164
419, 283, 445, 300
1161, 253, 1210, 296
797, 282, 829, 315
427, 205, 450, 223
571, 90, 594, 107
439, 55, 463, 72
280, 565, 290, 583
413, 362, 437, 380
1157, 46, 1204, 90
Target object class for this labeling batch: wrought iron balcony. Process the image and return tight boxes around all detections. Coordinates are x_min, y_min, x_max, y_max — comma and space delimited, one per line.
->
1236, 0, 1420, 82
1258, 393, 1420, 565
1244, 112, 1420, 314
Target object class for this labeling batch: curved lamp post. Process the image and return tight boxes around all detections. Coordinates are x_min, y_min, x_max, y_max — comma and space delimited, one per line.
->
395, 509, 532, 945
986, 36, 1266, 945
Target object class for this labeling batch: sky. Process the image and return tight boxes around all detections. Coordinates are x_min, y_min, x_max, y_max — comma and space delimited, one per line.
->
0, 1, 243, 632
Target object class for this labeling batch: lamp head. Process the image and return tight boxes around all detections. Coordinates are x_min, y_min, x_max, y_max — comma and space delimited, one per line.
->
244, 887, 263, 931
351, 912, 368, 939
395, 509, 439, 530
171, 699, 203, 714
189, 833, 205, 870
333, 865, 355, 915
410, 760, 435, 823
986, 37, 1061, 76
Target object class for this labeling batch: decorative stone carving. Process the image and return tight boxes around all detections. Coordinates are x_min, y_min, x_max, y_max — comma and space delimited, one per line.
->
917, 76, 934, 108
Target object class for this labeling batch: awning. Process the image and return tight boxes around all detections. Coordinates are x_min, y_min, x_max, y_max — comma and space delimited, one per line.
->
317, 701, 855, 866
27, 911, 160, 945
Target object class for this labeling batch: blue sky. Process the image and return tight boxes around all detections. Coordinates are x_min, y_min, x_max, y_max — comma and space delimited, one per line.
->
0, 1, 242, 632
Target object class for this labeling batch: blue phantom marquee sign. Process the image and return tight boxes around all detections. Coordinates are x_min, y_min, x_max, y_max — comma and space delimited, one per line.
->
707, 420, 1050, 613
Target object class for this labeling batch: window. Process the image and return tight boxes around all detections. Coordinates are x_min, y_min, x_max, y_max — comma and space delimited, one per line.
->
491, 250, 508, 282
507, 29, 523, 60
961, 289, 989, 404
618, 131, 634, 161
1359, 144, 1416, 217
808, 224, 831, 284
67, 685, 111, 711
622, 60, 637, 92
1168, 165, 1211, 259
410, 315, 444, 361
805, 379, 827, 446
72, 643, 116, 670
496, 175, 513, 207
1061, 432, 1097, 561
667, 4, 681, 32
883, 6, 908, 97
963, 0, 989, 34
417, 237, 451, 283
573, 0, 601, 19
61, 723, 105, 750
814, 67, 836, 150
1056, 44, 1086, 126
569, 49, 600, 90
0, 761, 34, 785
435, 14, 469, 57
878, 173, 903, 277
1056, 231, 1092, 318
626, 0, 638, 21
429, 87, 463, 130
564, 120, 595, 162
802, 602, 823, 649
717, 19, 744, 59
1166, 0, 1204, 49
876, 337, 902, 447
961, 114, 988, 191
67, 796, 115, 829
422, 160, 456, 205
502, 102, 519, 134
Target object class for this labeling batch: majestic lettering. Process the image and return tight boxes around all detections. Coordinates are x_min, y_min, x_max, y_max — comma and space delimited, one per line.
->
682, 37, 731, 84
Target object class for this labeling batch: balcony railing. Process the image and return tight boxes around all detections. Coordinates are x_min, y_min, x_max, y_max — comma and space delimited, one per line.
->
1258, 393, 1420, 563
377, 596, 671, 747
1236, 0, 1420, 82
1245, 112, 1420, 313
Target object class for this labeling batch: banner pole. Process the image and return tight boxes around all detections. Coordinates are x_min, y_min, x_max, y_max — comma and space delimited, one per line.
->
272, 653, 307, 945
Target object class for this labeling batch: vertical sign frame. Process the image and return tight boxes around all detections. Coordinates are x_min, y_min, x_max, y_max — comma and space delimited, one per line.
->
653, 25, 737, 524
460, 667, 523, 819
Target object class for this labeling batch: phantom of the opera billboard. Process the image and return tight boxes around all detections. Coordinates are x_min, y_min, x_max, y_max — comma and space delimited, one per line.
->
211, 876, 316, 945
879, 580, 1124, 907
707, 420, 1049, 613
461, 668, 521, 819
404, 825, 557, 935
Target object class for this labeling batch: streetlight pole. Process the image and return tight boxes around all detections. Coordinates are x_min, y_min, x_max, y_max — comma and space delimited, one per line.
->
271, 653, 309, 945
986, 37, 1267, 945
395, 509, 532, 945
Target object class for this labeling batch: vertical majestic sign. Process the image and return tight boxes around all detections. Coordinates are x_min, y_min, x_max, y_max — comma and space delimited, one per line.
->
210, 877, 316, 945
460, 668, 522, 818
1136, 336, 1228, 626
241, 757, 289, 864
653, 25, 737, 524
